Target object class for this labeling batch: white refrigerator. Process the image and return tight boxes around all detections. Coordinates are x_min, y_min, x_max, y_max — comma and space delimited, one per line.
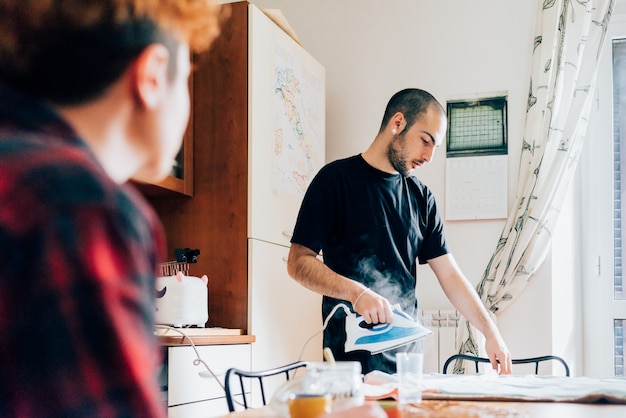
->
246, 3, 326, 389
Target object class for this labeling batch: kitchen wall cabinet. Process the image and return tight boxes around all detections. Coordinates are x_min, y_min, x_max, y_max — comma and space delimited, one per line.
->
148, 0, 249, 331
147, 0, 325, 385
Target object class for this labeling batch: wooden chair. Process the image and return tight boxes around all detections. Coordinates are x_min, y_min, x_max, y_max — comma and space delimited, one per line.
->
442, 353, 570, 376
224, 361, 308, 412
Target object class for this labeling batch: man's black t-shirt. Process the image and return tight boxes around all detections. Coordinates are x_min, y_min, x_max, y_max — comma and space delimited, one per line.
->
291, 154, 449, 374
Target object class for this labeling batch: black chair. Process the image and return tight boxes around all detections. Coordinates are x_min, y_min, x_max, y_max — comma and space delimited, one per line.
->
442, 353, 570, 376
224, 361, 308, 412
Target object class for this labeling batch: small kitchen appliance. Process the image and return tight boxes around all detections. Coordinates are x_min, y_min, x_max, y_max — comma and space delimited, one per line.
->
155, 271, 208, 327
154, 250, 208, 328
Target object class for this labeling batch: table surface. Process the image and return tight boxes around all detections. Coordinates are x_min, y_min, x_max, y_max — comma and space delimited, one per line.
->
222, 400, 626, 418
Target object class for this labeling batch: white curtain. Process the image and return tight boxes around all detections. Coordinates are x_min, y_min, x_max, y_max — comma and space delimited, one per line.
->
453, 0, 615, 373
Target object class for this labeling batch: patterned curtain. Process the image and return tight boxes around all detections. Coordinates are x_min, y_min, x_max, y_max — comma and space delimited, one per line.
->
453, 0, 615, 373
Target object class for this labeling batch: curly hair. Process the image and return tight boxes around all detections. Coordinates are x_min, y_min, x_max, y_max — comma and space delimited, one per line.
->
0, 0, 228, 104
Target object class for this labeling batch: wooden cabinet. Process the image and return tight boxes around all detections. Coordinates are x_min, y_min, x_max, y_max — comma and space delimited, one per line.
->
148, 1, 249, 330
147, 2, 325, 376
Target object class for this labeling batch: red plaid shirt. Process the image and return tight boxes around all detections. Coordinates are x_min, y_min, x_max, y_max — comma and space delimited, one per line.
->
0, 83, 167, 417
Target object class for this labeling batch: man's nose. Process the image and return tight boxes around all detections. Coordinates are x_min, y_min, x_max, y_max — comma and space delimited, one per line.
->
422, 148, 435, 163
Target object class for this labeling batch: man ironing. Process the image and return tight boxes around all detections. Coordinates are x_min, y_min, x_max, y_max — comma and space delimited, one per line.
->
287, 88, 512, 375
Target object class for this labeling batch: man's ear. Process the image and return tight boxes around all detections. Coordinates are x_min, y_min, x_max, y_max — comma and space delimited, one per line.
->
391, 111, 406, 133
131, 44, 170, 109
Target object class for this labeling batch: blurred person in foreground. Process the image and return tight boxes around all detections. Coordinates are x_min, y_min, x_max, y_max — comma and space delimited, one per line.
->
0, 1, 225, 416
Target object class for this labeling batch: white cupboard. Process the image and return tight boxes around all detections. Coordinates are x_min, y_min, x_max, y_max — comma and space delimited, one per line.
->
248, 238, 322, 369
164, 343, 251, 417
248, 3, 326, 247
246, 2, 325, 404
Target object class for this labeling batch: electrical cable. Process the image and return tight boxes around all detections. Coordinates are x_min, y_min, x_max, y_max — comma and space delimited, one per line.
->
156, 304, 355, 409
296, 303, 352, 362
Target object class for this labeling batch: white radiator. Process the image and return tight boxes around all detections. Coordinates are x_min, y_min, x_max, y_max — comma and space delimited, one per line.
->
418, 309, 461, 373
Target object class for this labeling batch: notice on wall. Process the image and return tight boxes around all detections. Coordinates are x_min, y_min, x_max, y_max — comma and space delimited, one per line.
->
445, 155, 508, 220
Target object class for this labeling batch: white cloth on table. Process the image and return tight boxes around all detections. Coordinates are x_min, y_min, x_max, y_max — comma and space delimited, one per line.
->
362, 371, 626, 404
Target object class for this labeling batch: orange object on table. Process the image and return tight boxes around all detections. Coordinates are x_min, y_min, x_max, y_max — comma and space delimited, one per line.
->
378, 400, 402, 418
287, 394, 331, 418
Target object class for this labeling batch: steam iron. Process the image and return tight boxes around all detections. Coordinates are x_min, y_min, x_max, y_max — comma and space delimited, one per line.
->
340, 303, 432, 354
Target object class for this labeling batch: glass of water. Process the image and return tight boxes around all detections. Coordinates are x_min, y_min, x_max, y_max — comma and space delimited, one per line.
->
396, 351, 423, 404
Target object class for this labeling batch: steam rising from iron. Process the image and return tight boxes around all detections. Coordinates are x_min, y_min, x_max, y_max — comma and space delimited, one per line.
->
356, 256, 403, 305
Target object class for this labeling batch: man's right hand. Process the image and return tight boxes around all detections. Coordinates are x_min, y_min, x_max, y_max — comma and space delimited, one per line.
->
352, 287, 394, 325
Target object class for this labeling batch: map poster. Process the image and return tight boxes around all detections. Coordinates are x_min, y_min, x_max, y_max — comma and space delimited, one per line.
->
272, 34, 325, 199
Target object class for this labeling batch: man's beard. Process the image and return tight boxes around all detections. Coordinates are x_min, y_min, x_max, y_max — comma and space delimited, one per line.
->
387, 136, 411, 177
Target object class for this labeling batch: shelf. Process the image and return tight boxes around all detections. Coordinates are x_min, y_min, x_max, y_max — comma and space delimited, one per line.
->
133, 174, 192, 198
156, 327, 256, 346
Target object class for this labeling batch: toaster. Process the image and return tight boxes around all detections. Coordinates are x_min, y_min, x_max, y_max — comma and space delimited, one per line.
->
155, 271, 208, 327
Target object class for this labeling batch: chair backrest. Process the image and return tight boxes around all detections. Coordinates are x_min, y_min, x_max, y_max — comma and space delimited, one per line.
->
224, 361, 308, 412
442, 354, 570, 376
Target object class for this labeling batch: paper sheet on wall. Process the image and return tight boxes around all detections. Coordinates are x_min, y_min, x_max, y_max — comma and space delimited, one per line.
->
445, 155, 507, 220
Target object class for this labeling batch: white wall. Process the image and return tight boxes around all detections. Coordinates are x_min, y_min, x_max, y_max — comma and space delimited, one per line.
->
245, 0, 568, 368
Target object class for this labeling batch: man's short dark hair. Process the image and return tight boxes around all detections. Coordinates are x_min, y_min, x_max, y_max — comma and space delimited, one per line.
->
379, 88, 445, 134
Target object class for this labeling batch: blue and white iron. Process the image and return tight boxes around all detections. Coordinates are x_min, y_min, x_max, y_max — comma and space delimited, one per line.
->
333, 303, 432, 354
